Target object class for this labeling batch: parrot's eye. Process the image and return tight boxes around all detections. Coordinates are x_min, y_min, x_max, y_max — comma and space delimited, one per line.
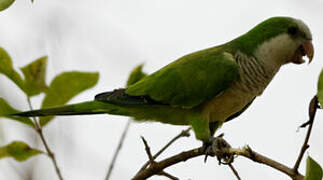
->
288, 26, 298, 36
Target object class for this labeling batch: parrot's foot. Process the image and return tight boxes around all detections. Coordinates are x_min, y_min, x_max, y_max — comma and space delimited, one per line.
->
203, 133, 234, 164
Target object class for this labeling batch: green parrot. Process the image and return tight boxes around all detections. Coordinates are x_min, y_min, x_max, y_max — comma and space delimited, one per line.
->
12, 16, 314, 144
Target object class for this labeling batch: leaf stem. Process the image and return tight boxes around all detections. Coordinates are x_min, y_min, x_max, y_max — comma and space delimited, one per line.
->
27, 97, 63, 180
293, 95, 318, 173
138, 127, 191, 172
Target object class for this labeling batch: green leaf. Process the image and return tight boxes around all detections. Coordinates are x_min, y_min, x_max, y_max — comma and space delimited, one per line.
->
0, 47, 24, 91
0, 0, 15, 11
317, 69, 323, 107
20, 56, 48, 97
39, 71, 99, 126
126, 64, 147, 87
0, 98, 34, 126
305, 156, 323, 180
0, 141, 43, 162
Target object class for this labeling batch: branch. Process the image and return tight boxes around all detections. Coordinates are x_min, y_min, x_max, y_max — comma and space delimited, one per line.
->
158, 171, 179, 180
228, 163, 241, 180
27, 97, 63, 180
140, 136, 182, 180
229, 146, 304, 180
132, 147, 204, 180
293, 95, 318, 172
133, 144, 306, 180
138, 127, 191, 172
141, 136, 154, 164
105, 120, 131, 180
132, 95, 319, 180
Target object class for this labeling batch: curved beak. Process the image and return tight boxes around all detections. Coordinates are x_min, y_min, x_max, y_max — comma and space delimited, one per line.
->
303, 40, 314, 64
291, 40, 314, 64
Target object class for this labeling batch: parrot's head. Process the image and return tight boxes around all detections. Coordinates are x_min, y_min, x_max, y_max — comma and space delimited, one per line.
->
232, 17, 314, 66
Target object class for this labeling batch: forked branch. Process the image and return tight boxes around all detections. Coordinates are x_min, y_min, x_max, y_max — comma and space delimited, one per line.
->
133, 95, 319, 180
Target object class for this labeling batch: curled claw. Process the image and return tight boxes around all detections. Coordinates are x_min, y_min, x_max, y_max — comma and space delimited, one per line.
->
203, 134, 234, 164
204, 139, 215, 163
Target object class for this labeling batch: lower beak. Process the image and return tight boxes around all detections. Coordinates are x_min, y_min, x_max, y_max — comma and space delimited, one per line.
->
291, 40, 314, 64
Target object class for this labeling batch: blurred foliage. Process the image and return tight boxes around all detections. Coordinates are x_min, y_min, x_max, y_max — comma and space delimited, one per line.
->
307, 69, 323, 179
0, 98, 34, 126
0, 48, 48, 97
126, 64, 147, 87
317, 69, 323, 107
0, 0, 15, 11
0, 141, 43, 162
0, 46, 99, 166
40, 71, 99, 126
0, 122, 3, 144
0, 47, 99, 126
0, 47, 25, 91
305, 156, 323, 180
20, 56, 48, 96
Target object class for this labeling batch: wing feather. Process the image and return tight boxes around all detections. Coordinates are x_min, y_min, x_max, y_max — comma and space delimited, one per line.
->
126, 47, 239, 109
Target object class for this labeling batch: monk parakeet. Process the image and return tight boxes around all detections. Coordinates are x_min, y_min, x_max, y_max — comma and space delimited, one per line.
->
12, 17, 314, 144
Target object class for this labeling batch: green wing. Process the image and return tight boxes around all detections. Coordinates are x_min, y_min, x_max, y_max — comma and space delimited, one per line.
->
126, 47, 240, 109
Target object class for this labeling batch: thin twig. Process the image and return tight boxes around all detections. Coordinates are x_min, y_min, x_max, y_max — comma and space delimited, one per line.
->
228, 163, 241, 180
153, 127, 191, 159
138, 127, 191, 172
132, 147, 204, 180
293, 95, 318, 172
105, 120, 131, 180
159, 171, 179, 180
27, 97, 63, 180
141, 136, 154, 164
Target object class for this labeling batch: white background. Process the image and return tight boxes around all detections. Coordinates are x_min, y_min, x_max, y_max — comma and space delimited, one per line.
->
0, 0, 323, 179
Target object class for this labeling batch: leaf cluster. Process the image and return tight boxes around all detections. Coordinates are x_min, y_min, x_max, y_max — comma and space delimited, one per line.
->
0, 47, 99, 162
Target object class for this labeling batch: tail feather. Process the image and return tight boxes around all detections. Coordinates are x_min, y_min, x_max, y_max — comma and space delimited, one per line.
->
12, 101, 117, 117
11, 99, 189, 126
10, 90, 188, 126
95, 89, 163, 105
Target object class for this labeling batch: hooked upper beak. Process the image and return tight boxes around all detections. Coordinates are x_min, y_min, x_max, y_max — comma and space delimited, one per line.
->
303, 40, 314, 64
292, 40, 314, 64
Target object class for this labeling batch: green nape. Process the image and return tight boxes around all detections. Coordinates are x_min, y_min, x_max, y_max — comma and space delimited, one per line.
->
227, 16, 301, 56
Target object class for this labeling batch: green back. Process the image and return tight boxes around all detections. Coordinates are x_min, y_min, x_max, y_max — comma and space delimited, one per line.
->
126, 47, 239, 109
126, 17, 304, 109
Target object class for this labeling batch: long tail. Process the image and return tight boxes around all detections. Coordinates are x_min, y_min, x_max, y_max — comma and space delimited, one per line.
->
12, 101, 121, 117
11, 89, 189, 126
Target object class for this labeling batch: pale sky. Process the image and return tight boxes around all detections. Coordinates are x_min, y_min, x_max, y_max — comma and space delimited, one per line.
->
0, 0, 323, 180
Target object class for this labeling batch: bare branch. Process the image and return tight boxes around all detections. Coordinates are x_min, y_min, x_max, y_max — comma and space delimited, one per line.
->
293, 95, 318, 172
27, 97, 64, 180
133, 142, 306, 180
159, 171, 179, 180
132, 147, 204, 180
105, 120, 131, 180
138, 127, 191, 172
132, 95, 321, 180
230, 146, 304, 180
228, 163, 241, 180
154, 127, 191, 159
141, 136, 155, 164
